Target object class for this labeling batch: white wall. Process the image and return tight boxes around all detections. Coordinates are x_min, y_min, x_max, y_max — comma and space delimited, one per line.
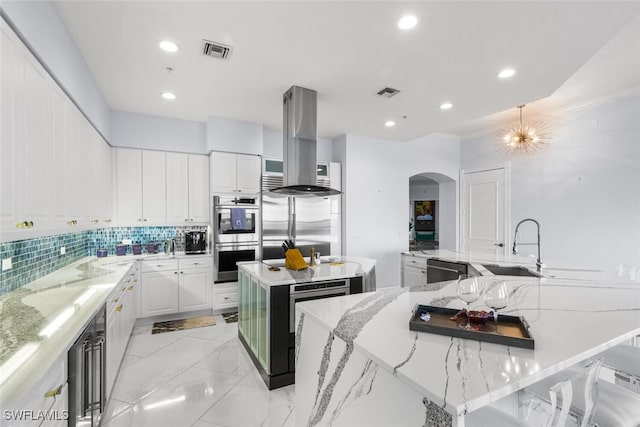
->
339, 133, 460, 287
110, 111, 207, 154
1, 1, 111, 139
206, 116, 263, 155
461, 95, 640, 272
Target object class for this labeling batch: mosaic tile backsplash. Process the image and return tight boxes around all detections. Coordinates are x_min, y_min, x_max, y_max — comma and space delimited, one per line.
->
0, 226, 209, 296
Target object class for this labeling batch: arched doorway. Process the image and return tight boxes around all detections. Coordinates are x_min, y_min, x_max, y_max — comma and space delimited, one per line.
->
409, 172, 457, 250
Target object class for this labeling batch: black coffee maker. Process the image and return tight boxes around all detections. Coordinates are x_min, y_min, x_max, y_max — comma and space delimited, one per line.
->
185, 230, 207, 254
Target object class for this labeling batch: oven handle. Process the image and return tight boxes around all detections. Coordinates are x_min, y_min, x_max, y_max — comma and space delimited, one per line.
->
289, 285, 350, 332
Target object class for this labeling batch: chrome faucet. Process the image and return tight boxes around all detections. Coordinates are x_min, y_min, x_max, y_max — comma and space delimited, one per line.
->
512, 218, 543, 272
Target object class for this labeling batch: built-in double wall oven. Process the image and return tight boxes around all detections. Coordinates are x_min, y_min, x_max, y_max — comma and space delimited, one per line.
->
213, 195, 260, 283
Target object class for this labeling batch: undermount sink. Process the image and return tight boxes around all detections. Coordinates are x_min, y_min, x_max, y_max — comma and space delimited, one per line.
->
481, 264, 542, 278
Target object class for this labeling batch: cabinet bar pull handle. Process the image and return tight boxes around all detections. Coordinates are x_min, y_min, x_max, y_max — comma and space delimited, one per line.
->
44, 384, 63, 398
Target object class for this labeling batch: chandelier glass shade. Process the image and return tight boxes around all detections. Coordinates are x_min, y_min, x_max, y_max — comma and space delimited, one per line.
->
500, 105, 550, 153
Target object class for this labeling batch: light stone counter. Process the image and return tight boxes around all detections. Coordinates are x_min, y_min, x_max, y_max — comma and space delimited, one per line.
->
0, 256, 140, 410
237, 256, 376, 287
295, 258, 640, 426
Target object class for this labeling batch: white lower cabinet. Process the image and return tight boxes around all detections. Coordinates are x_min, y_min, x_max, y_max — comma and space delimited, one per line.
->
140, 256, 212, 318
140, 271, 180, 317
212, 282, 239, 311
401, 255, 428, 287
11, 353, 67, 427
106, 265, 138, 398
179, 269, 211, 312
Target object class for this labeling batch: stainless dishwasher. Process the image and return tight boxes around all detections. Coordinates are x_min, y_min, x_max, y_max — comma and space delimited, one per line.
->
68, 304, 106, 427
289, 280, 350, 332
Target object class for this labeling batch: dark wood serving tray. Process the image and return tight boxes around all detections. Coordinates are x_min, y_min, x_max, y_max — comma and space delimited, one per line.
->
409, 304, 535, 349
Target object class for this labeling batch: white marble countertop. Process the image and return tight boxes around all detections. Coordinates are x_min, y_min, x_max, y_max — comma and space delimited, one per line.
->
0, 255, 141, 409
403, 249, 622, 282
237, 256, 376, 287
297, 261, 640, 418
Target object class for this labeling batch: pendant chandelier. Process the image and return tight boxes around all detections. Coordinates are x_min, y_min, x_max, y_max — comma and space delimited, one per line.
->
500, 105, 550, 153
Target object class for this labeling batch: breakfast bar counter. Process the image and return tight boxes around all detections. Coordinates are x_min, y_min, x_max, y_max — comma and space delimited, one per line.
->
294, 262, 640, 426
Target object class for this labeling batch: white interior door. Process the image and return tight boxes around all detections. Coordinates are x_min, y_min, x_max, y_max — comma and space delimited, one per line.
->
462, 168, 508, 256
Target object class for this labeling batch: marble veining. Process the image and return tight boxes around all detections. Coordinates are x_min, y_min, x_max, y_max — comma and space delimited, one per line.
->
422, 398, 453, 427
295, 312, 306, 368
327, 359, 378, 426
392, 332, 418, 376
307, 289, 405, 426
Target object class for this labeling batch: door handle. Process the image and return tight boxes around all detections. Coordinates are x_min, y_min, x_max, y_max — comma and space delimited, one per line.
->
494, 243, 505, 247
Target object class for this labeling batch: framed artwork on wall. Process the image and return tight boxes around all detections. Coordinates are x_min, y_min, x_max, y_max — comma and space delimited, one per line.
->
414, 200, 436, 231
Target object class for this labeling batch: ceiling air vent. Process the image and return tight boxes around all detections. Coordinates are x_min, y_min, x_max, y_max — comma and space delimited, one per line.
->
376, 87, 400, 98
202, 39, 232, 60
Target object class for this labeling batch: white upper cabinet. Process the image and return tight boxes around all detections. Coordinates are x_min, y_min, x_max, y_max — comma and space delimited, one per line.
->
0, 21, 18, 235
160, 152, 209, 224
1, 19, 113, 241
18, 46, 52, 231
116, 148, 167, 225
188, 154, 210, 222
116, 148, 143, 224
166, 152, 189, 223
141, 150, 166, 224
210, 152, 260, 195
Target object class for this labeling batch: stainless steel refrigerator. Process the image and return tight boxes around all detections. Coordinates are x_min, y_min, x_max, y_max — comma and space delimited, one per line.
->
261, 182, 341, 260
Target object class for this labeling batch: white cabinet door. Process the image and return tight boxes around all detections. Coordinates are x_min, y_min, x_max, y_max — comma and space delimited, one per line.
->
0, 22, 18, 234
51, 87, 68, 228
166, 152, 189, 223
18, 50, 52, 231
116, 148, 142, 224
96, 133, 112, 224
403, 265, 427, 287
142, 150, 166, 224
140, 271, 179, 317
106, 306, 119, 397
210, 151, 237, 193
236, 154, 261, 194
188, 154, 210, 222
179, 269, 211, 312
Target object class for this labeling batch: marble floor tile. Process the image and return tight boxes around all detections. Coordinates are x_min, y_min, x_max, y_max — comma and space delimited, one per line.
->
102, 367, 242, 427
200, 371, 295, 427
194, 338, 254, 376
104, 322, 296, 427
111, 336, 223, 404
125, 326, 194, 358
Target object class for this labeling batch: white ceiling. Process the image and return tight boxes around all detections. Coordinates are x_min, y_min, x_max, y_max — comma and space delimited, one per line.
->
54, 1, 640, 141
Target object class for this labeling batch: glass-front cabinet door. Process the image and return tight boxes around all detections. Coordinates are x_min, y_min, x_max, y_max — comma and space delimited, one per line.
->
237, 270, 270, 373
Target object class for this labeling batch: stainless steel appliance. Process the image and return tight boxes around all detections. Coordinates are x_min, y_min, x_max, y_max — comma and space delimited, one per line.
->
214, 195, 260, 282
271, 86, 340, 196
262, 186, 337, 260
68, 305, 106, 427
289, 279, 350, 332
185, 230, 207, 254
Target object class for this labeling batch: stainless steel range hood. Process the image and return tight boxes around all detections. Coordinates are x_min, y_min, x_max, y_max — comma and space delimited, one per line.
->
270, 86, 341, 196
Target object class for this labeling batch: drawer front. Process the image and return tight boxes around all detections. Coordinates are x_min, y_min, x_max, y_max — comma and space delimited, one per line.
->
403, 256, 427, 269
215, 291, 238, 306
179, 256, 212, 270
140, 259, 179, 273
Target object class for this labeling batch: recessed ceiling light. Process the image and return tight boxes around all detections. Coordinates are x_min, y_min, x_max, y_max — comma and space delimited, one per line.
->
440, 102, 453, 110
159, 40, 178, 53
498, 68, 516, 79
161, 92, 176, 100
385, 120, 396, 127
398, 15, 418, 30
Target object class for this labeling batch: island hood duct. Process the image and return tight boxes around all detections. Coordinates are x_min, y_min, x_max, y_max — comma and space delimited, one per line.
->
270, 86, 341, 196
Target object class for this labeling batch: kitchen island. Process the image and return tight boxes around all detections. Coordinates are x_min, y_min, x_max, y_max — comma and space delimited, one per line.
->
236, 256, 376, 389
295, 251, 640, 426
